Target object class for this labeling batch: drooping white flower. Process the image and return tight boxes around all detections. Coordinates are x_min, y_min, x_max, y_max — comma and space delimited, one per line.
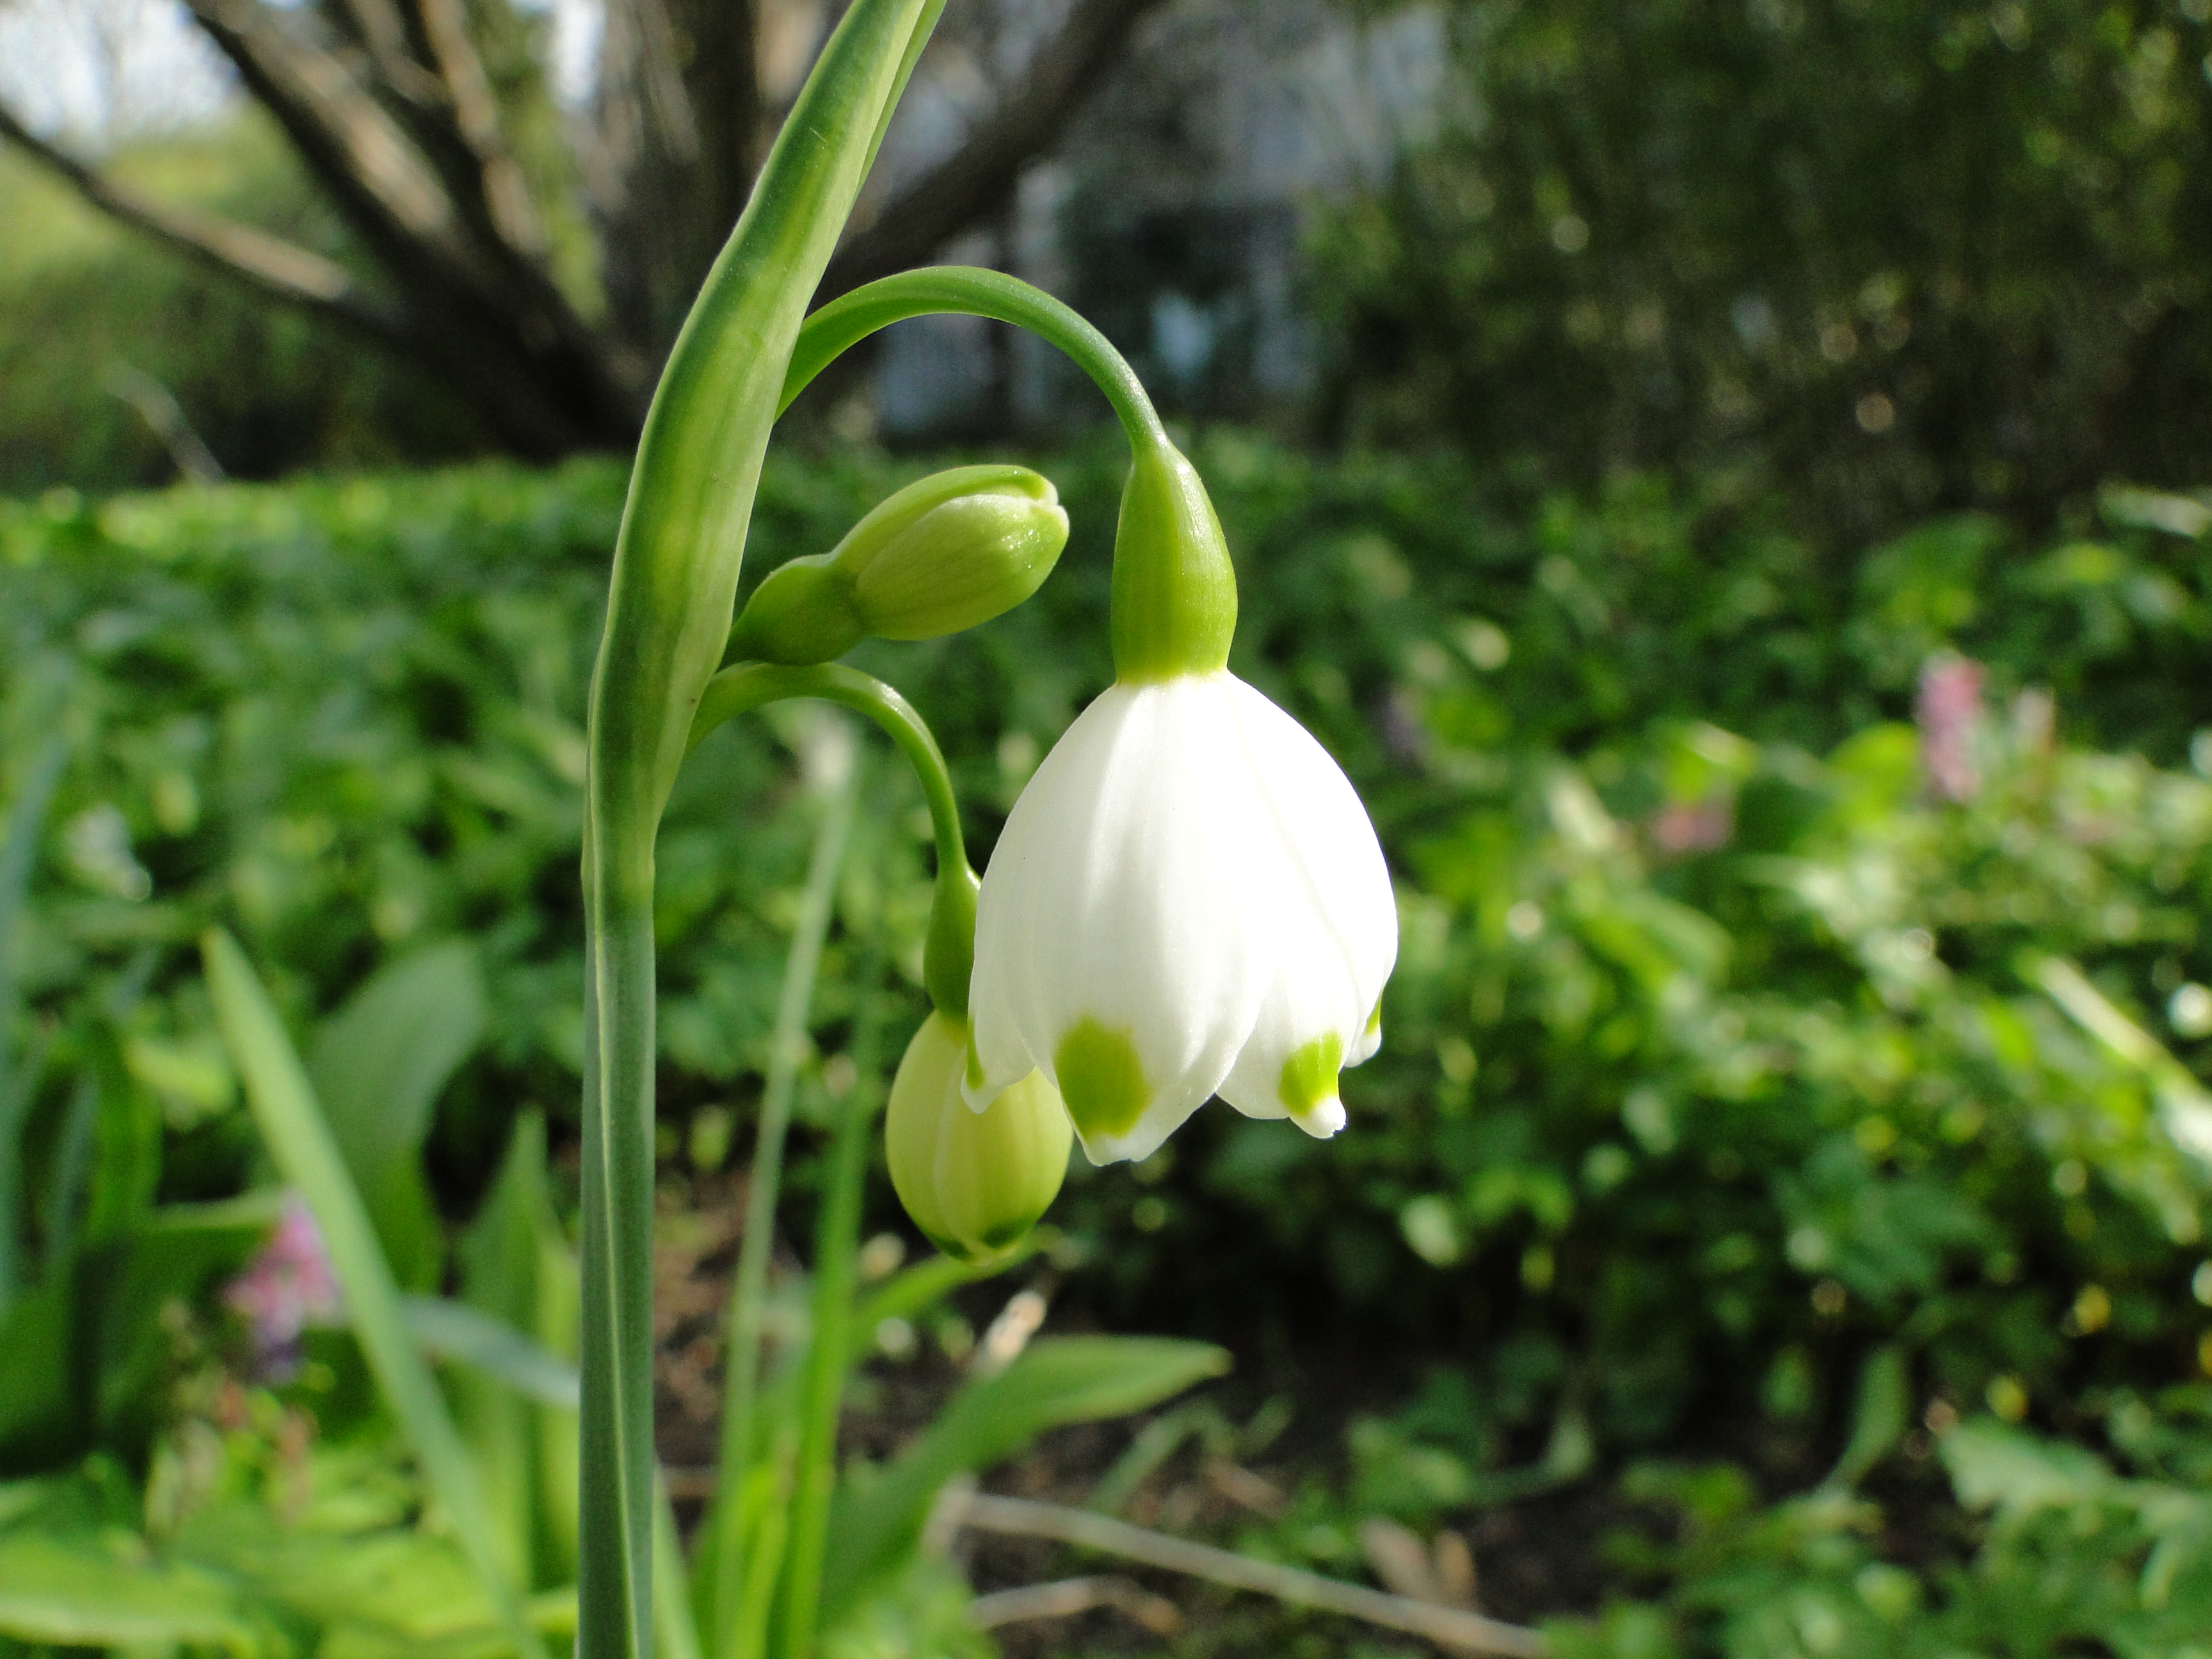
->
965, 668, 1396, 1164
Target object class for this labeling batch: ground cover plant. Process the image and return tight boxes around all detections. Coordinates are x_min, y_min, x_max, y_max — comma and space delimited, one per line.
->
4, 449, 2212, 1654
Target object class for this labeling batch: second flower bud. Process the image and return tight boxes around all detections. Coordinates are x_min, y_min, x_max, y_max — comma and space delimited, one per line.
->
730, 465, 1068, 664
886, 1011, 1071, 1262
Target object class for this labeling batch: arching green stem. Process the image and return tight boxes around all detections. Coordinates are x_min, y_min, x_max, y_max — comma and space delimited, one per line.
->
692, 662, 978, 1020
781, 266, 1236, 684
781, 266, 1167, 451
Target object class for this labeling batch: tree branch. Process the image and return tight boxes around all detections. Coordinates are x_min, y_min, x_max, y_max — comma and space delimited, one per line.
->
412, 0, 548, 255
0, 99, 410, 350
185, 0, 645, 451
186, 0, 488, 280
821, 0, 1173, 298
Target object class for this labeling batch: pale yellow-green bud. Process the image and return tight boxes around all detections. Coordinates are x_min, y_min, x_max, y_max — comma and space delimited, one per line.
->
886, 1011, 1071, 1262
727, 465, 1067, 664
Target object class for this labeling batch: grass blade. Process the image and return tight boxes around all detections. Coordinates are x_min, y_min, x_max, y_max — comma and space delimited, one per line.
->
707, 722, 862, 1656
819, 1338, 1231, 1624
652, 1470, 703, 1659
202, 928, 544, 1659
774, 939, 890, 1659
403, 1294, 581, 1410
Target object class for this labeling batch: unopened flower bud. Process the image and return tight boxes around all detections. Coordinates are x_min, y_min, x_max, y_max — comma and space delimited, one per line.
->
886, 1011, 1071, 1262
728, 466, 1067, 664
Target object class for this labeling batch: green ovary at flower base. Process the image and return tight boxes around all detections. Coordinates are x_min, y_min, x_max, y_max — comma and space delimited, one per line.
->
961, 431, 1400, 1166
728, 464, 1068, 664
885, 1009, 1071, 1262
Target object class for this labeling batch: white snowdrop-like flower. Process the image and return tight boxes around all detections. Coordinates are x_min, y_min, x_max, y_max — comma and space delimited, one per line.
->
963, 438, 1397, 1164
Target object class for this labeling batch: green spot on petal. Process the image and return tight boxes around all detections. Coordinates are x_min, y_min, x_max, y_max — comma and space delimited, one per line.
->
1278, 1032, 1345, 1116
1054, 1018, 1150, 1142
965, 1035, 985, 1092
1365, 1000, 1383, 1039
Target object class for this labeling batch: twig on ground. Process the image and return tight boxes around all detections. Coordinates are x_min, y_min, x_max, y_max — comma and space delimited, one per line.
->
967, 1575, 1182, 1635
942, 1489, 1548, 1657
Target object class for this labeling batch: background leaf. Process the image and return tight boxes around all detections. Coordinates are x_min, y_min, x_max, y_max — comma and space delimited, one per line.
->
203, 928, 543, 1659
309, 940, 485, 1292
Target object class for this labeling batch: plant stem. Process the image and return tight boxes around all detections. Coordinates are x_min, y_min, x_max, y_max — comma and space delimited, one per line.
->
690, 665, 963, 881
775, 938, 889, 1659
691, 662, 977, 1020
709, 727, 862, 1654
778, 266, 1167, 452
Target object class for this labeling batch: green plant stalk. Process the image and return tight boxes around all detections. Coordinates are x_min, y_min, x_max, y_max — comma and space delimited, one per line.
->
774, 943, 890, 1659
707, 739, 862, 1656
0, 735, 65, 1307
578, 7, 941, 1658
690, 662, 975, 1019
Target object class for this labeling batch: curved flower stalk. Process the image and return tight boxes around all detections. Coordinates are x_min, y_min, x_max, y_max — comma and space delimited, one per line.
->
961, 444, 1398, 1164
774, 270, 1400, 1166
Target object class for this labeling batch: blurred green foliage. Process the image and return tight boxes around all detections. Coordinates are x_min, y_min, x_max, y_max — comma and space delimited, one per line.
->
0, 124, 488, 495
6, 442, 2212, 1646
1315, 0, 2212, 536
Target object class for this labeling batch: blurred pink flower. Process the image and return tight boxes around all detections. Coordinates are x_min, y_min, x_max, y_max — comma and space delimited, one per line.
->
225, 1196, 341, 1377
1650, 797, 1733, 856
1918, 655, 1986, 803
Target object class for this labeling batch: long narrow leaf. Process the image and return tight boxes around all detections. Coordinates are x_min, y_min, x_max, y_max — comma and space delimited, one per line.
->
456, 1110, 576, 1591
403, 1295, 581, 1410
776, 938, 890, 1659
652, 1471, 703, 1659
707, 726, 862, 1657
310, 940, 485, 1291
202, 929, 544, 1659
854, 1246, 1043, 1332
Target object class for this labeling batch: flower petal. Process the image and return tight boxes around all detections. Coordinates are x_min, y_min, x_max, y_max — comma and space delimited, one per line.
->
1215, 677, 1397, 1134
967, 675, 1280, 1162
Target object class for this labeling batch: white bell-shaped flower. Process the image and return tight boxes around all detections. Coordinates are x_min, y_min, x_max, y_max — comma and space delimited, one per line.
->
965, 666, 1396, 1163
965, 435, 1397, 1164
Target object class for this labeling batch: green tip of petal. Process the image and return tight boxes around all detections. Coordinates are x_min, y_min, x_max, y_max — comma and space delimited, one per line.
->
1278, 1031, 1345, 1117
1365, 1000, 1383, 1039
1054, 1017, 1151, 1143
